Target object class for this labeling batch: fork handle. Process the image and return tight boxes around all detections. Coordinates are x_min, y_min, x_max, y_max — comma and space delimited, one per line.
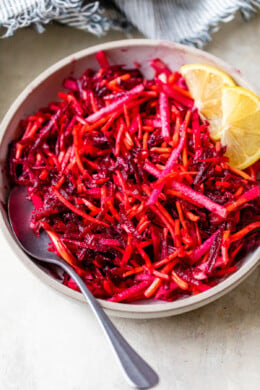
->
55, 258, 159, 389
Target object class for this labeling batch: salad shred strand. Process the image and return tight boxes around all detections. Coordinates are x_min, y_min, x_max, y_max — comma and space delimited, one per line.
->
9, 51, 260, 302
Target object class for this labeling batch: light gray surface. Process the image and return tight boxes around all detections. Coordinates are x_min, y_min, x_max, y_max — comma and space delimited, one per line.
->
0, 16, 260, 390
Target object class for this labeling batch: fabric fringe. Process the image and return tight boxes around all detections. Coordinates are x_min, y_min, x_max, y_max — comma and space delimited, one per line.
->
0, 0, 260, 48
181, 0, 260, 47
0, 1, 109, 38
114, 0, 260, 48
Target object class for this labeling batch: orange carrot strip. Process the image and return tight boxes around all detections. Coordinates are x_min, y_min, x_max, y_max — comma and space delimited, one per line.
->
150, 204, 176, 244
226, 187, 260, 213
121, 234, 132, 265
136, 245, 152, 268
137, 114, 142, 140
81, 198, 101, 214
227, 165, 252, 181
143, 131, 149, 151
73, 124, 89, 176
182, 140, 188, 169
185, 211, 200, 222
39, 169, 48, 181
221, 230, 230, 266
168, 72, 178, 84
107, 199, 120, 221
216, 181, 231, 189
176, 201, 188, 232
144, 262, 175, 298
123, 266, 143, 278
153, 251, 180, 268
41, 222, 78, 267
172, 114, 181, 147
123, 104, 130, 128
195, 222, 201, 245
171, 84, 192, 99
144, 278, 162, 298
52, 187, 109, 227
153, 270, 170, 280
151, 147, 172, 153
115, 121, 125, 156
234, 186, 244, 198
229, 222, 260, 243
107, 73, 131, 91
81, 116, 107, 134
171, 270, 189, 290
116, 170, 130, 210
248, 166, 256, 181
174, 219, 182, 248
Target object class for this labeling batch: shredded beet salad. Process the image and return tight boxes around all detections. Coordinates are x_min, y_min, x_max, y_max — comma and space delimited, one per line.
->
9, 51, 260, 303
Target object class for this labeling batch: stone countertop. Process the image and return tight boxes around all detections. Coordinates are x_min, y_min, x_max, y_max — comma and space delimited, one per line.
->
0, 15, 259, 390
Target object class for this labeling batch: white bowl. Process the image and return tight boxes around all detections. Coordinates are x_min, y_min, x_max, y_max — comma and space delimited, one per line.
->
0, 39, 259, 319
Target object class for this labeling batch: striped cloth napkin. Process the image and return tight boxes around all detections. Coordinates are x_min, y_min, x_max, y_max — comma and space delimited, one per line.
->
0, 0, 260, 47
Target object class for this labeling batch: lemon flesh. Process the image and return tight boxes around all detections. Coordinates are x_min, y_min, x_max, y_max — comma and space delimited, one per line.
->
181, 64, 236, 140
221, 86, 260, 169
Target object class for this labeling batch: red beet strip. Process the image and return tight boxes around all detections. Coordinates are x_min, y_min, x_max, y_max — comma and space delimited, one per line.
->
10, 52, 260, 303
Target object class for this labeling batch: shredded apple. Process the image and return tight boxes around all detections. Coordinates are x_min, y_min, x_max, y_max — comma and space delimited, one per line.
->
9, 52, 260, 302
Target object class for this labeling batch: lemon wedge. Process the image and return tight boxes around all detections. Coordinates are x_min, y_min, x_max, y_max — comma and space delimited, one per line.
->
180, 63, 236, 140
221, 86, 260, 169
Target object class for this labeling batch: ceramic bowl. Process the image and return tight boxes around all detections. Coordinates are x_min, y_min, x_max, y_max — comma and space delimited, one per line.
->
0, 39, 259, 319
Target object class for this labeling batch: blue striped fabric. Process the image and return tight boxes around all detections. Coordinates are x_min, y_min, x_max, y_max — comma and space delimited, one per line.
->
0, 0, 260, 47
0, 1, 110, 37
114, 0, 260, 47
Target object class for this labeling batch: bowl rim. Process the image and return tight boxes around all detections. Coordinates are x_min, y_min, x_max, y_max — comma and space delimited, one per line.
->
0, 38, 259, 318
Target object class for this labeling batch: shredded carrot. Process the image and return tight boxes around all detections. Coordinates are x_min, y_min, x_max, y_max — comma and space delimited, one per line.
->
229, 222, 260, 243
11, 52, 260, 304
227, 165, 252, 181
171, 270, 189, 290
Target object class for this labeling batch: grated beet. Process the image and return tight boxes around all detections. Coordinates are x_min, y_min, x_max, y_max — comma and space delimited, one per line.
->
9, 51, 260, 303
